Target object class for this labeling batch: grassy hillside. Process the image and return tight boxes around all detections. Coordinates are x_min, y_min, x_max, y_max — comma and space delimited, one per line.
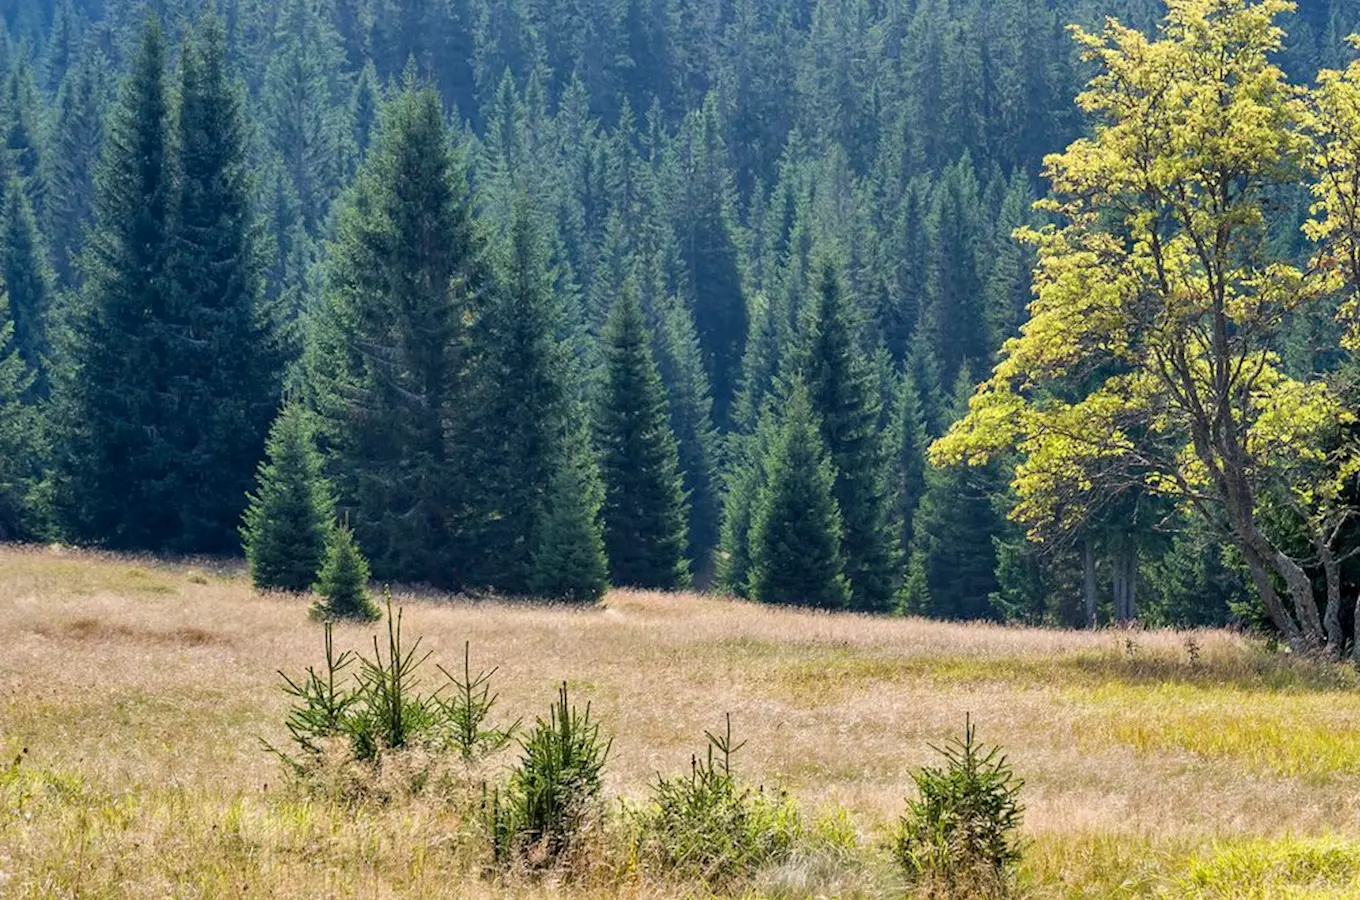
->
2, 545, 1360, 897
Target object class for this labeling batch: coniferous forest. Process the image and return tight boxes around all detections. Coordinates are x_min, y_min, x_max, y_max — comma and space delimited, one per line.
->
4, 0, 1360, 636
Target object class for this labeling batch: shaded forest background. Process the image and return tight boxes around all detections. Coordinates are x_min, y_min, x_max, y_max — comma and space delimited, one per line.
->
1, 0, 1355, 627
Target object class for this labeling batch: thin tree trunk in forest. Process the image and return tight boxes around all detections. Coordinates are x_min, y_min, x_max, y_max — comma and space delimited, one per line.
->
1083, 538, 1097, 629
1125, 547, 1137, 623
1112, 540, 1132, 625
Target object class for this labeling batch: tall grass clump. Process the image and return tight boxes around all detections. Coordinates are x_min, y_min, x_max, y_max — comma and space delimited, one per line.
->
487, 683, 611, 872
267, 605, 517, 800
895, 716, 1025, 899
632, 714, 801, 888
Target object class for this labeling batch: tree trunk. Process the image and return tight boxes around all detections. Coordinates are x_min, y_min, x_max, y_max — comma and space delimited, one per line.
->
1126, 547, 1138, 622
1319, 543, 1343, 656
1083, 538, 1097, 629
1266, 544, 1328, 654
1112, 540, 1136, 626
1237, 536, 1308, 653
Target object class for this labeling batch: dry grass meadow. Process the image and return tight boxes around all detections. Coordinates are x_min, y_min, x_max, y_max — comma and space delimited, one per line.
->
4, 544, 1360, 897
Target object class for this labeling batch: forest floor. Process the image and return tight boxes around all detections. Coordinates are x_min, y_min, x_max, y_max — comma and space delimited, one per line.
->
3, 544, 1360, 898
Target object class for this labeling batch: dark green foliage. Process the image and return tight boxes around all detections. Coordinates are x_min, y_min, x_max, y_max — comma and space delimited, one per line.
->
307, 80, 492, 586
0, 174, 52, 397
891, 368, 929, 563
52, 14, 279, 554
595, 280, 690, 589
242, 403, 336, 593
51, 16, 177, 549
649, 288, 722, 579
169, 14, 282, 552
351, 61, 382, 159
900, 369, 1003, 620
633, 715, 801, 886
45, 53, 105, 292
313, 522, 380, 622
263, 0, 351, 235
11, 0, 1333, 633
666, 97, 748, 426
3, 53, 46, 210
714, 424, 768, 598
530, 422, 611, 603
801, 259, 898, 611
0, 290, 39, 540
748, 381, 851, 609
466, 195, 582, 594
489, 683, 612, 869
895, 717, 1025, 898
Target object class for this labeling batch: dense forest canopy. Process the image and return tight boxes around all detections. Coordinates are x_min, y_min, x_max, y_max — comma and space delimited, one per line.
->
3, 0, 1360, 645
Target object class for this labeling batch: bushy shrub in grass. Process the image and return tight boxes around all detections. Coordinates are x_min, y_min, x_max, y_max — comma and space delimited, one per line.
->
632, 715, 801, 888
894, 716, 1025, 898
268, 606, 516, 799
487, 683, 611, 871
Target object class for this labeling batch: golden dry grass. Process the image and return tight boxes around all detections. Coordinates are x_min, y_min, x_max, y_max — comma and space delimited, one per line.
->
2, 544, 1360, 898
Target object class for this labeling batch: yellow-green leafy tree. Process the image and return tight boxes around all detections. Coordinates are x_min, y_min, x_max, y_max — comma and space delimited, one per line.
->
933, 0, 1360, 658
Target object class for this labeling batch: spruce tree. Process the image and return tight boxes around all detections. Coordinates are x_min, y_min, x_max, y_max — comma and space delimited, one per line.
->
51, 16, 176, 549
595, 278, 690, 590
351, 60, 382, 159
170, 14, 282, 552
899, 367, 1003, 620
0, 289, 38, 540
466, 195, 577, 594
715, 405, 776, 597
0, 174, 53, 399
749, 380, 851, 609
313, 521, 380, 621
242, 403, 335, 593
665, 95, 748, 426
801, 259, 898, 612
307, 79, 492, 586
645, 271, 721, 579
263, 0, 351, 236
890, 368, 929, 567
3, 52, 46, 213
45, 52, 104, 292
530, 421, 610, 603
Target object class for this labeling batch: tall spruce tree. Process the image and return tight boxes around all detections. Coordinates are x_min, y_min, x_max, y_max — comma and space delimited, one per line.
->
3, 52, 46, 213
466, 195, 579, 594
595, 278, 690, 589
170, 15, 282, 552
51, 16, 176, 548
890, 367, 929, 568
263, 0, 351, 236
0, 175, 53, 399
666, 95, 748, 426
900, 366, 1003, 620
748, 379, 851, 609
0, 287, 38, 540
307, 79, 492, 586
800, 259, 897, 612
45, 52, 104, 292
530, 419, 610, 603
242, 402, 335, 592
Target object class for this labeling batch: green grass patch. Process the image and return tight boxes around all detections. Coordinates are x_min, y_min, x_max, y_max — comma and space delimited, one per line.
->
1070, 683, 1360, 780
1176, 836, 1360, 899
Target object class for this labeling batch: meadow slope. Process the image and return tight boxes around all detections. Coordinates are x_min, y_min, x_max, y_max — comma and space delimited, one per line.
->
3, 545, 1360, 898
